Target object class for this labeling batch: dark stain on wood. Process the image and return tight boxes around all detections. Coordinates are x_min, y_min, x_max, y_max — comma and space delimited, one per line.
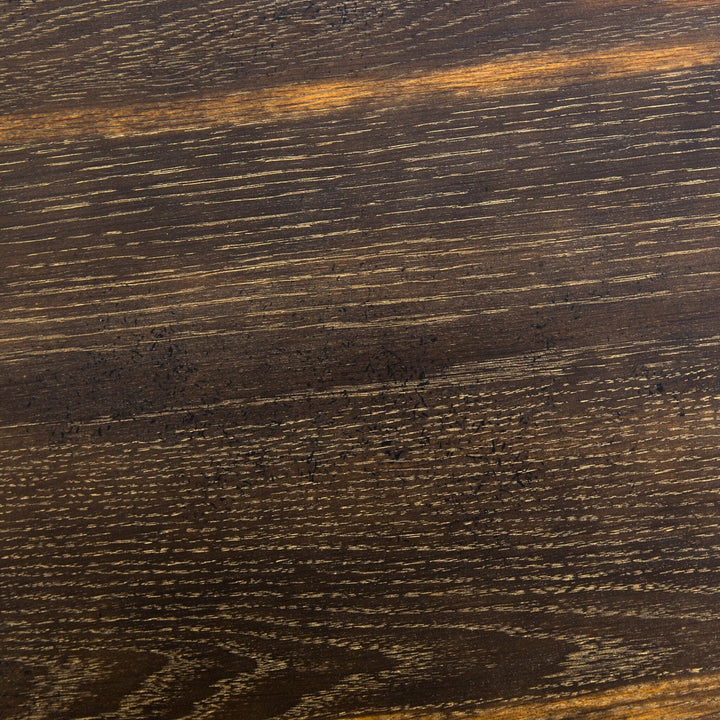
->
3, 1, 720, 719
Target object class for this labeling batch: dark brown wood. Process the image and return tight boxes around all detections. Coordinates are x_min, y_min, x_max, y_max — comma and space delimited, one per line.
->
3, 1, 720, 719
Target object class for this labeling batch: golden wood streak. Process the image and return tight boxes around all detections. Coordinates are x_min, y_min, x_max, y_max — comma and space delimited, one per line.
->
2, 38, 720, 145
344, 671, 720, 720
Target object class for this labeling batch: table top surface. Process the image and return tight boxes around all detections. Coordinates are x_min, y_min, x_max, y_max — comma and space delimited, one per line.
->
2, 2, 720, 719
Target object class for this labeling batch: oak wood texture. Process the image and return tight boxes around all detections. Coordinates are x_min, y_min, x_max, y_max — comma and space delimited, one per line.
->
2, 1, 720, 719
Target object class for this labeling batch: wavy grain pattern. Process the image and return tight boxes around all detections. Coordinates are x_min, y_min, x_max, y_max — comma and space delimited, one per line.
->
3, 1, 720, 719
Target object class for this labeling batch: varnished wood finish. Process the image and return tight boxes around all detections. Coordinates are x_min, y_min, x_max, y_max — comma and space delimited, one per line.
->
3, 1, 720, 719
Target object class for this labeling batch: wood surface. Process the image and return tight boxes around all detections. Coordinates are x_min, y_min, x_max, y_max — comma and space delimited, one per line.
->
2, 1, 720, 719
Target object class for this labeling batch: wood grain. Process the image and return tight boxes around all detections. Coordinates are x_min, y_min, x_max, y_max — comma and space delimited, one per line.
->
2, 1, 720, 719
3, 37, 720, 144
352, 672, 720, 719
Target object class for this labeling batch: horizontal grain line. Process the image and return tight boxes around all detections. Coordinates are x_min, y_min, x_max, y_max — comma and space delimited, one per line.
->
343, 671, 720, 720
2, 37, 720, 145
1, 333, 718, 433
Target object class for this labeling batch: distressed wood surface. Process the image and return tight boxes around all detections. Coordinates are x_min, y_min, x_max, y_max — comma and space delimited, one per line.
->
2, 1, 720, 719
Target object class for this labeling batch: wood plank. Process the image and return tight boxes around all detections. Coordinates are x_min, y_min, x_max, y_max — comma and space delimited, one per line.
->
2, 1, 720, 719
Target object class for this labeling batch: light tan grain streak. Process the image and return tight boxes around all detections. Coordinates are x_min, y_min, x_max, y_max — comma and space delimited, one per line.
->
342, 671, 720, 720
2, 38, 720, 145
